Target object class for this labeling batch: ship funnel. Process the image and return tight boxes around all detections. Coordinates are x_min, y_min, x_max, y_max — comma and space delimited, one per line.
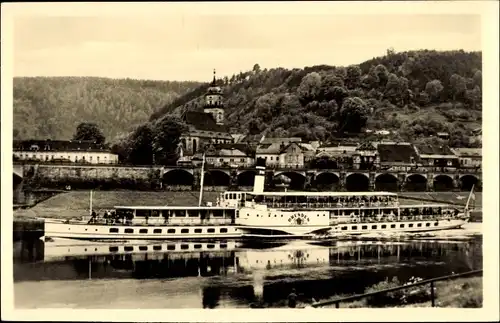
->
253, 158, 266, 194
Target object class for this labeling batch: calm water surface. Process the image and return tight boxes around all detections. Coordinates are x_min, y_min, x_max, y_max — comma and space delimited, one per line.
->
14, 227, 482, 309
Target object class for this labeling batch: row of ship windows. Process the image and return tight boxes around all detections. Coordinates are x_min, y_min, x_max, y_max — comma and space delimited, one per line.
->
341, 222, 438, 230
77, 228, 230, 234
250, 214, 327, 217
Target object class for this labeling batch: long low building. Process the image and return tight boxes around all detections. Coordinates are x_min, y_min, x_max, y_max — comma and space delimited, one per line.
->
13, 139, 119, 164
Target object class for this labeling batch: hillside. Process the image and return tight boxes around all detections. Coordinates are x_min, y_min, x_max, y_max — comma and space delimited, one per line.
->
152, 49, 482, 147
13, 77, 201, 141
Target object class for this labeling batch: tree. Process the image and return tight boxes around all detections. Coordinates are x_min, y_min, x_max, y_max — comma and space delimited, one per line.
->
384, 73, 401, 104
424, 79, 444, 103
128, 124, 155, 165
330, 86, 349, 108
374, 64, 389, 87
360, 73, 377, 89
320, 73, 344, 100
345, 65, 362, 89
316, 100, 338, 119
465, 86, 482, 110
151, 116, 187, 165
297, 72, 322, 104
337, 97, 370, 133
73, 122, 106, 143
449, 74, 467, 101
473, 70, 482, 88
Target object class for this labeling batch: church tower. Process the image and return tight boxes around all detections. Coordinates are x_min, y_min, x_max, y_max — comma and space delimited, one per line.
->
204, 69, 225, 125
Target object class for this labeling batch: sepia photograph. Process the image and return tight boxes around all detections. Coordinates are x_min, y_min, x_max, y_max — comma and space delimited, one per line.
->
1, 1, 499, 322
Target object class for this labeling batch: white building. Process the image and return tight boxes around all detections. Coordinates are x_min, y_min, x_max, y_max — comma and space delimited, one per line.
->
13, 140, 119, 164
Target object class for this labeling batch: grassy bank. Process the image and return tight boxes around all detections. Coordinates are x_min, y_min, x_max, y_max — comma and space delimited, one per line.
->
321, 276, 482, 308
13, 190, 482, 220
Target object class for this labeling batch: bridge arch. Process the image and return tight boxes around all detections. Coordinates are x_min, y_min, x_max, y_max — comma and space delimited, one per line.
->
237, 170, 256, 187
375, 173, 399, 192
273, 171, 306, 190
315, 172, 340, 191
204, 170, 231, 186
405, 174, 427, 192
433, 174, 454, 191
162, 169, 194, 186
346, 173, 370, 192
459, 175, 478, 191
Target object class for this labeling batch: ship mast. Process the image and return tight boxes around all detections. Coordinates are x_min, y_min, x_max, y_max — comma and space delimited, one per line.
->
198, 153, 206, 207
89, 190, 93, 215
464, 184, 475, 211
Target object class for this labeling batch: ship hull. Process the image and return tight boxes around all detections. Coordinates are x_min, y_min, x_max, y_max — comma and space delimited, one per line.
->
43, 221, 241, 240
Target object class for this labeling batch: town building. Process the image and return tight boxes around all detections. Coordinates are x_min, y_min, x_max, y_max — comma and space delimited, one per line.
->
13, 139, 119, 164
414, 144, 459, 169
451, 148, 482, 168
204, 143, 255, 168
256, 140, 312, 169
377, 142, 418, 172
179, 70, 233, 156
353, 141, 379, 170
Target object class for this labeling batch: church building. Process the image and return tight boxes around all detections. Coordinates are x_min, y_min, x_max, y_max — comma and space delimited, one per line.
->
179, 70, 234, 156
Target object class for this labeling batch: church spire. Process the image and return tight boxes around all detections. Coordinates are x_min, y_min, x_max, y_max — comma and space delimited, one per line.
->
211, 69, 217, 86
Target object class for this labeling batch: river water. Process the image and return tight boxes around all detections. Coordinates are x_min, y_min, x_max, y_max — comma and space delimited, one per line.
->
13, 224, 482, 309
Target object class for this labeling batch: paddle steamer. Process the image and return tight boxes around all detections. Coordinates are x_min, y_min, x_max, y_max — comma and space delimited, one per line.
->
42, 160, 473, 241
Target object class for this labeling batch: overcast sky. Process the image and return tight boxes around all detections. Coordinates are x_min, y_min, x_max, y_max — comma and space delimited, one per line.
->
13, 13, 481, 82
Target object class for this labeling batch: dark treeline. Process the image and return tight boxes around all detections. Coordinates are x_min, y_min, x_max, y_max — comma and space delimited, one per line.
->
13, 76, 201, 141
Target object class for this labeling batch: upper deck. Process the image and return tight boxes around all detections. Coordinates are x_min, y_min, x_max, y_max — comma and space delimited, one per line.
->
220, 190, 400, 209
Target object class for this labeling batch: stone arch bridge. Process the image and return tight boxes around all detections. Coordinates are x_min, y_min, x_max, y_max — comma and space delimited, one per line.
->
159, 166, 482, 192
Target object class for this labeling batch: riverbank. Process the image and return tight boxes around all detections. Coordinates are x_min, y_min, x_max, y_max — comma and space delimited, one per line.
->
322, 276, 482, 308
13, 190, 482, 221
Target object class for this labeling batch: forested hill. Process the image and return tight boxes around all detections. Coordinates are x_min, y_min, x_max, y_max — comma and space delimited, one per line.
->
13, 77, 201, 141
152, 49, 482, 147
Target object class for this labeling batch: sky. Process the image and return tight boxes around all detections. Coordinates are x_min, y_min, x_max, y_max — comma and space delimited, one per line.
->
13, 12, 482, 82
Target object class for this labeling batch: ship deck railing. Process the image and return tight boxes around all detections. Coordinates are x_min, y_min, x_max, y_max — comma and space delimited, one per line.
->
330, 214, 465, 225
260, 202, 459, 210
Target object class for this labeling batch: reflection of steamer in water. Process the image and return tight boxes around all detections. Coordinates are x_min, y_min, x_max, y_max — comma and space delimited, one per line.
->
15, 238, 479, 285
42, 238, 240, 262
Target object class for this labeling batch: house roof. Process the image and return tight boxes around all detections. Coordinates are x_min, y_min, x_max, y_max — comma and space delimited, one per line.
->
13, 139, 112, 153
451, 148, 482, 158
415, 144, 456, 157
357, 141, 377, 151
256, 142, 308, 155
206, 143, 255, 156
377, 143, 418, 163
320, 140, 359, 148
260, 137, 302, 145
182, 111, 229, 133
206, 148, 247, 157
